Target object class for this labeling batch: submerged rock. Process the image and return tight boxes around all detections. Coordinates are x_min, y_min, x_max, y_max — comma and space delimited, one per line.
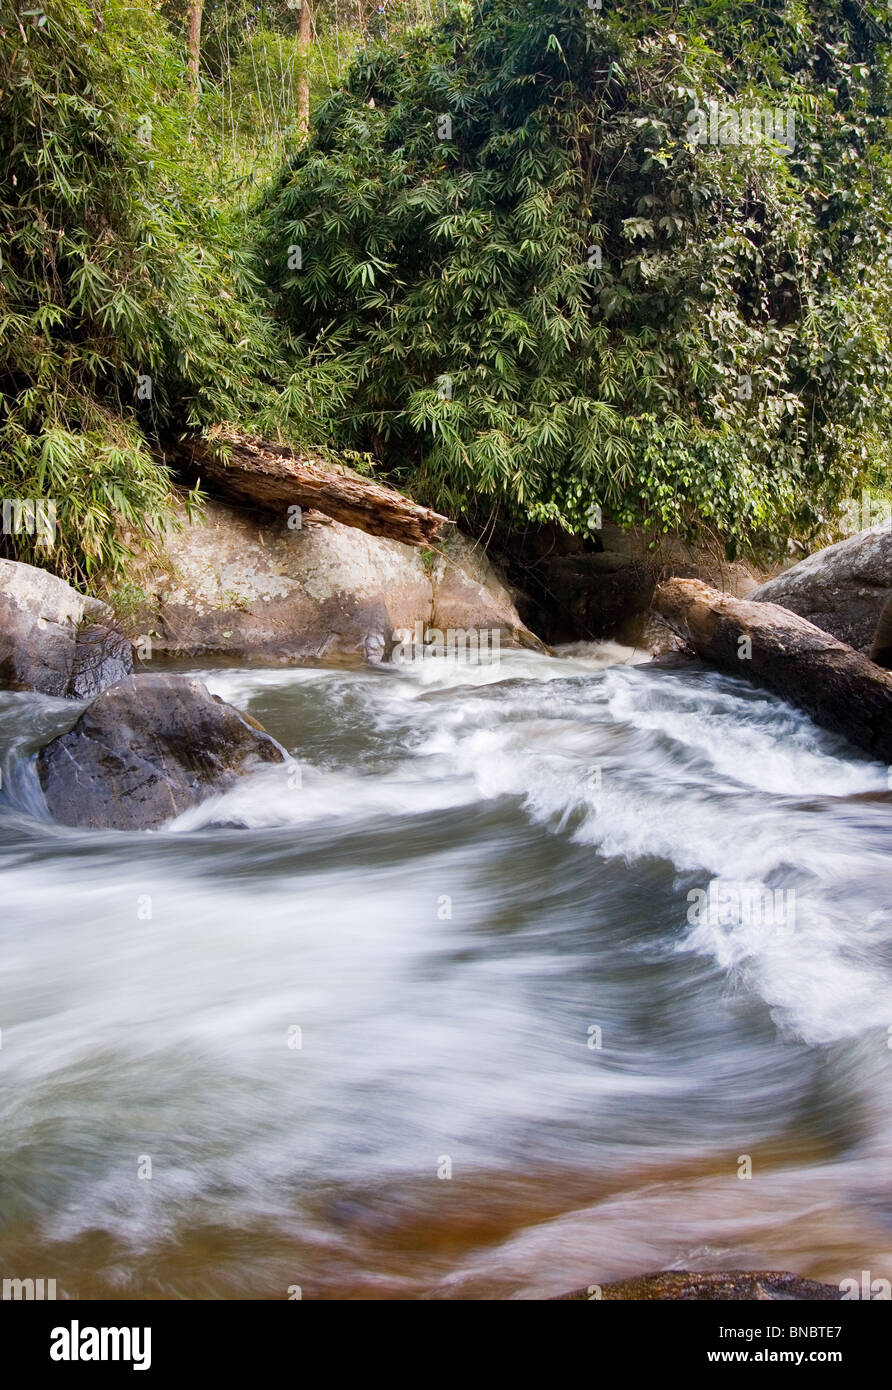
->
751, 523, 892, 653
0, 558, 132, 698
555, 1270, 843, 1300
37, 673, 284, 830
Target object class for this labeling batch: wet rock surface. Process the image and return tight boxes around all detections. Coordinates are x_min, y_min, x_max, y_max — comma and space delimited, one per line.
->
38, 673, 285, 830
67, 621, 133, 700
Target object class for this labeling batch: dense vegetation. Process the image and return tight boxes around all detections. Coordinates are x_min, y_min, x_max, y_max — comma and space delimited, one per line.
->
0, 0, 440, 578
263, 0, 892, 550
0, 0, 291, 577
1, 0, 891, 581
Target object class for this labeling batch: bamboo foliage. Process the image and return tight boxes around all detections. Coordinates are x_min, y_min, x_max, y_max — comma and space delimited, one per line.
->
0, 0, 293, 579
262, 0, 892, 552
1, 0, 891, 584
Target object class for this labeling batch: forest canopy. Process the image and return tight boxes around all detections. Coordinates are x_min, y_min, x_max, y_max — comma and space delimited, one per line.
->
262, 0, 892, 550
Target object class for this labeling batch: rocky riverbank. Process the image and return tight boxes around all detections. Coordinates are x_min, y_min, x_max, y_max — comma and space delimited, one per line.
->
2, 478, 890, 832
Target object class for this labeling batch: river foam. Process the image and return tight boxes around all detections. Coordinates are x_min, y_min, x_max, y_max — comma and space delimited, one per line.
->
1, 645, 890, 1296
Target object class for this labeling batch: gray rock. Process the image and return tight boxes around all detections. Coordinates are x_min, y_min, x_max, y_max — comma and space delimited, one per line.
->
68, 621, 133, 699
0, 558, 88, 696
751, 524, 892, 652
108, 498, 543, 662
38, 673, 285, 830
618, 610, 689, 660
428, 530, 543, 647
0, 558, 132, 697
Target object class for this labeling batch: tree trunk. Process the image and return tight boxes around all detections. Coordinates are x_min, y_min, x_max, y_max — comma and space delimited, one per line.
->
187, 0, 203, 96
653, 578, 892, 762
297, 0, 312, 136
169, 429, 450, 548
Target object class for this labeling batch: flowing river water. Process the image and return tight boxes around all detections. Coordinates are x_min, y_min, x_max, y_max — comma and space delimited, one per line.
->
1, 643, 891, 1299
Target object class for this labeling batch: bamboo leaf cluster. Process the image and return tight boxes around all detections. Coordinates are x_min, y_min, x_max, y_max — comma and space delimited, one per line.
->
262, 0, 892, 549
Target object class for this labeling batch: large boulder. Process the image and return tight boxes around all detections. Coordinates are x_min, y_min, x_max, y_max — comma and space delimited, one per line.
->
37, 673, 285, 830
0, 558, 131, 697
112, 497, 542, 662
426, 529, 537, 639
751, 524, 892, 652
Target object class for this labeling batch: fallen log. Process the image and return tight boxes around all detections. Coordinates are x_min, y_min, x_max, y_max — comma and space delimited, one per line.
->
167, 428, 450, 548
653, 578, 892, 762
